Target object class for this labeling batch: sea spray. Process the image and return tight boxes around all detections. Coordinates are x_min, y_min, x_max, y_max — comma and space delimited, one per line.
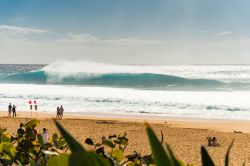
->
1, 61, 250, 90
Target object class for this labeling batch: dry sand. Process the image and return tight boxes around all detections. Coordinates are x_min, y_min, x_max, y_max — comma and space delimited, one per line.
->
1, 110, 250, 165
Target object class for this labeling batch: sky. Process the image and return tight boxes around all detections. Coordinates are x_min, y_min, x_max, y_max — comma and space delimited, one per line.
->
1, 0, 250, 65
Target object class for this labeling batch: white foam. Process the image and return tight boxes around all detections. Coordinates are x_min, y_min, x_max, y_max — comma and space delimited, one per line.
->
1, 83, 250, 119
42, 60, 250, 83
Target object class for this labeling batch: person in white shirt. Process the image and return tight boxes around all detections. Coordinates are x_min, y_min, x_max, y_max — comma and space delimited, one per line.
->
42, 128, 49, 144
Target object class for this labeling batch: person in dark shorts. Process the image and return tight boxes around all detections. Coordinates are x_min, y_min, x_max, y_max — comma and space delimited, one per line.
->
56, 107, 60, 119
8, 103, 12, 117
12, 105, 16, 117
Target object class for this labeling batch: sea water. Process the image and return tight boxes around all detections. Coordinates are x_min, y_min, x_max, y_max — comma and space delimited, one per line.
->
1, 60, 250, 119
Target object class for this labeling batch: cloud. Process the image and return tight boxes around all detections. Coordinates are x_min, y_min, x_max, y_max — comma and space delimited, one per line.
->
214, 31, 232, 36
57, 34, 98, 44
0, 24, 50, 43
104, 38, 162, 46
0, 25, 49, 34
57, 33, 162, 46
2, 25, 250, 65
2, 34, 250, 64
201, 30, 208, 33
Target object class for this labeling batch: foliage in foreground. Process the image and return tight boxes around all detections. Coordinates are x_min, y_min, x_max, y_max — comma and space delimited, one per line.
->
0, 119, 243, 165
0, 119, 68, 165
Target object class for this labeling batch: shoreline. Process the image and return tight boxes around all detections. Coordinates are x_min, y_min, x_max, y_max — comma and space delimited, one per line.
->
1, 110, 250, 133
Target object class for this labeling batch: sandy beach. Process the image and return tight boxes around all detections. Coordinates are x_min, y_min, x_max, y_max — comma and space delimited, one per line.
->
0, 111, 249, 165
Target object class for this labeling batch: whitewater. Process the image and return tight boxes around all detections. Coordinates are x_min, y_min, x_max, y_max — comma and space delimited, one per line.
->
1, 60, 250, 119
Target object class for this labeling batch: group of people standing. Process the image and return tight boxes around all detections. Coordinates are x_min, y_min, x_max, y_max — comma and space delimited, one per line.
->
8, 103, 64, 119
8, 103, 65, 119
56, 105, 64, 119
8, 103, 17, 117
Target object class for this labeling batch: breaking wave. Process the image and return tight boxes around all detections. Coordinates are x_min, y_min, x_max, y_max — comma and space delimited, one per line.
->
0, 60, 250, 90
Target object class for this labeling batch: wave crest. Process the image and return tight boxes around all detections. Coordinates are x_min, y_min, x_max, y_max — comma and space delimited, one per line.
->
1, 70, 224, 89
1, 60, 250, 90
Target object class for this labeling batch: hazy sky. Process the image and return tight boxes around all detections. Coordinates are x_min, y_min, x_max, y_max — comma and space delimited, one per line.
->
1, 0, 250, 64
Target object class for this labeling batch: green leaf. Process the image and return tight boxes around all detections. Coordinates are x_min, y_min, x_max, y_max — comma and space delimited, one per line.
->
2, 133, 12, 142
15, 151, 30, 165
25, 119, 40, 128
37, 134, 44, 146
53, 133, 59, 140
52, 133, 60, 148
52, 133, 67, 150
145, 123, 172, 166
69, 151, 111, 166
225, 141, 234, 166
166, 144, 186, 166
103, 140, 115, 148
142, 155, 154, 165
201, 146, 215, 166
0, 142, 16, 160
47, 154, 70, 166
111, 148, 124, 162
118, 136, 128, 145
187, 164, 195, 166
54, 120, 84, 152
0, 128, 7, 135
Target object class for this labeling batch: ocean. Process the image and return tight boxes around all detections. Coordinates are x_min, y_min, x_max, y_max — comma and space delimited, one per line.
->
1, 60, 250, 120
